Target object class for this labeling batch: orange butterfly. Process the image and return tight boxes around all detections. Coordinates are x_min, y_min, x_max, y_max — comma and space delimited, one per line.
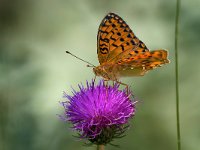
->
93, 12, 169, 83
67, 13, 169, 86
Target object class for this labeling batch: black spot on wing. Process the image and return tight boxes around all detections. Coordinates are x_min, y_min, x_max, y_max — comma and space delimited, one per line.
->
111, 30, 114, 34
100, 47, 109, 54
131, 40, 135, 45
100, 37, 109, 43
112, 43, 118, 47
100, 43, 107, 47
117, 32, 121, 36
121, 45, 125, 51
120, 38, 124, 42
111, 37, 117, 41
99, 30, 109, 34
127, 33, 132, 38
112, 24, 116, 28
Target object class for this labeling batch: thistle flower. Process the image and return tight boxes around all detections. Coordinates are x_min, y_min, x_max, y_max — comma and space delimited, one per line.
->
61, 80, 136, 145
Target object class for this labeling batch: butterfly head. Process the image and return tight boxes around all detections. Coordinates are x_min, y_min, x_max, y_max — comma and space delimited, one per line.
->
93, 65, 114, 81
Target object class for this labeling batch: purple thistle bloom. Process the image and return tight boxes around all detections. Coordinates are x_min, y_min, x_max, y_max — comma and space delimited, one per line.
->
61, 80, 136, 145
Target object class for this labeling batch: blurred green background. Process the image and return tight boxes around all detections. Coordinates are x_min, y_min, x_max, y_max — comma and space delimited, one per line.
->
0, 0, 200, 150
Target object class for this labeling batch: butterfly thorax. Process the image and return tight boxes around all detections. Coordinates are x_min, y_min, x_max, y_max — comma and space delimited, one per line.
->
93, 63, 119, 81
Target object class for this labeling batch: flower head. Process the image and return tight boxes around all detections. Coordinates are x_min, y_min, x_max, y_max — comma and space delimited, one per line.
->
61, 80, 136, 145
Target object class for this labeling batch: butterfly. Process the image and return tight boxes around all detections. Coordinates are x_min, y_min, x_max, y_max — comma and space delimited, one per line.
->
93, 12, 169, 83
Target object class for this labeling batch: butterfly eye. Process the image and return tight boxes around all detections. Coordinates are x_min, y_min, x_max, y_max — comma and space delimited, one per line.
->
93, 68, 100, 76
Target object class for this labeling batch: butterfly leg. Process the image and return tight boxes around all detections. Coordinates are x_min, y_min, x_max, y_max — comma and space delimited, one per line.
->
92, 75, 97, 88
94, 75, 97, 83
103, 80, 109, 101
103, 80, 108, 87
116, 80, 129, 95
112, 80, 115, 86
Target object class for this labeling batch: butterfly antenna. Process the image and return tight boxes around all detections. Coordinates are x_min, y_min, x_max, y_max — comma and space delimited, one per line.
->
66, 51, 96, 67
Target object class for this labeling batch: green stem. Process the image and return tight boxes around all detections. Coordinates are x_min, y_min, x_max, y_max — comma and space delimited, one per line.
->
97, 145, 104, 150
175, 0, 181, 150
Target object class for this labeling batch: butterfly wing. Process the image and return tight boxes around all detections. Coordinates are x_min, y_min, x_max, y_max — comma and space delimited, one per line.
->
115, 49, 169, 76
97, 12, 149, 64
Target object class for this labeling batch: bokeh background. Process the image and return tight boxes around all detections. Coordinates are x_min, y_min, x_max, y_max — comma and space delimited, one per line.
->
0, 0, 200, 150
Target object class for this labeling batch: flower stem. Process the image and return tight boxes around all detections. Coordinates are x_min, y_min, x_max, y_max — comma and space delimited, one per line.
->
175, 0, 181, 150
97, 145, 104, 150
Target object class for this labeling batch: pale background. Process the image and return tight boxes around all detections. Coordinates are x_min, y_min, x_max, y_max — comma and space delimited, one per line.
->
0, 0, 200, 150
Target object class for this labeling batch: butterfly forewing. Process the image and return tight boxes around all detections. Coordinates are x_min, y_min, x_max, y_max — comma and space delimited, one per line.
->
97, 13, 149, 64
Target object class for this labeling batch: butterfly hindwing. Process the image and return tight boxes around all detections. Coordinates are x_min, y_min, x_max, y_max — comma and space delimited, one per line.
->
116, 49, 169, 76
97, 12, 149, 64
